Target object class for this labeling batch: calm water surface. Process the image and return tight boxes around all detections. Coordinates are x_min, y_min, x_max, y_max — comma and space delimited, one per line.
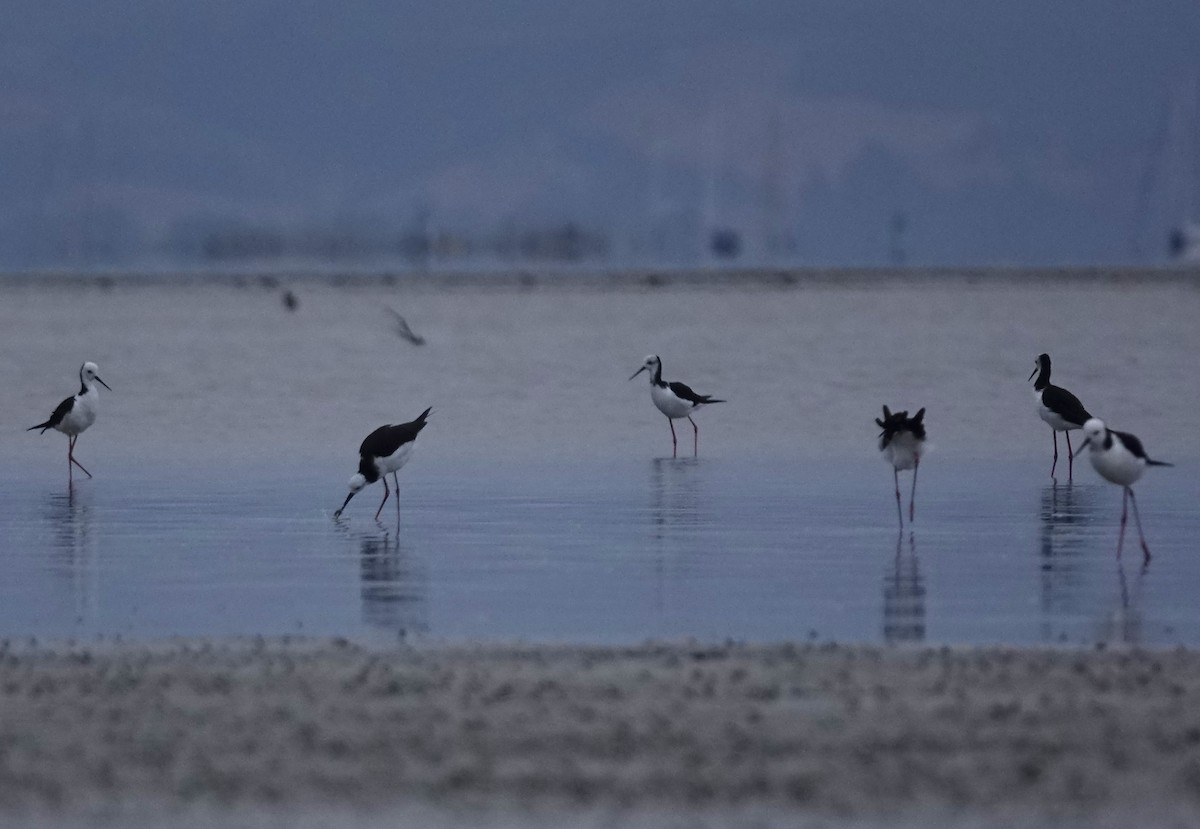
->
0, 274, 1197, 645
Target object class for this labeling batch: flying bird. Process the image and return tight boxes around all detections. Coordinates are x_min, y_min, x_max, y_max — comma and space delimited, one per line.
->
385, 307, 426, 346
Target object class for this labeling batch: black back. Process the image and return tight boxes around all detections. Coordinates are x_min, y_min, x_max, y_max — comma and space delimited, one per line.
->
876, 405, 926, 450
1108, 427, 1172, 466
666, 380, 725, 405
357, 407, 432, 480
1032, 353, 1092, 426
1040, 385, 1092, 426
28, 395, 75, 433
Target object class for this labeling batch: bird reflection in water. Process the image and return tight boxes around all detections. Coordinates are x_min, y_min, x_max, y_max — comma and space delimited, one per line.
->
357, 532, 428, 637
883, 532, 925, 643
1038, 483, 1104, 641
648, 457, 704, 613
649, 457, 702, 541
1103, 559, 1144, 645
45, 484, 98, 627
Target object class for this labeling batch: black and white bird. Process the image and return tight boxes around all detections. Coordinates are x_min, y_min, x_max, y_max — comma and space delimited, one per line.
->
1073, 417, 1172, 564
334, 407, 431, 521
876, 405, 927, 526
28, 361, 112, 481
1029, 353, 1093, 481
629, 355, 725, 457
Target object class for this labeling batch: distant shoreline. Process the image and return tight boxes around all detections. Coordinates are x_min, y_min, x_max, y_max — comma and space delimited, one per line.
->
0, 264, 1198, 291
2, 637, 1198, 828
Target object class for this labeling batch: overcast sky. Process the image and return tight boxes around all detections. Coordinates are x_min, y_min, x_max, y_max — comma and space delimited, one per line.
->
2, 1, 1199, 267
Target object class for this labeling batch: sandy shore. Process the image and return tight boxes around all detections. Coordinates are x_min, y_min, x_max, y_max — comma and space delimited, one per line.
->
2, 638, 1199, 828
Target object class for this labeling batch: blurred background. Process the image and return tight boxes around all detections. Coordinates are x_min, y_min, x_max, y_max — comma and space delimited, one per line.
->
3, 0, 1200, 273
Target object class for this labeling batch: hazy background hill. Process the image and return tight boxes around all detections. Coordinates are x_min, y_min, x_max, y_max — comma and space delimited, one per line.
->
2, 0, 1199, 269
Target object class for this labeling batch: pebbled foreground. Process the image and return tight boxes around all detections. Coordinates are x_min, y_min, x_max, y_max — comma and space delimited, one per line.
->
1, 638, 1199, 827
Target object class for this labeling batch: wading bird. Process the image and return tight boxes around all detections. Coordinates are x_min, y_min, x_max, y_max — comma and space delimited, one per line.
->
335, 407, 431, 521
28, 361, 112, 482
1030, 353, 1092, 481
1074, 418, 1171, 564
629, 355, 724, 457
876, 405, 927, 526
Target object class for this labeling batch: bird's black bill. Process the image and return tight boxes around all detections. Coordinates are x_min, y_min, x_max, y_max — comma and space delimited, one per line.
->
1071, 438, 1090, 459
96, 377, 112, 391
628, 366, 647, 381
334, 491, 355, 517
1027, 367, 1037, 381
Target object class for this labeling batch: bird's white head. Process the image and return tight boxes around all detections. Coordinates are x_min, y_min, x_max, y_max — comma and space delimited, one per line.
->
80, 362, 112, 391
333, 473, 368, 518
1076, 417, 1107, 456
628, 354, 661, 381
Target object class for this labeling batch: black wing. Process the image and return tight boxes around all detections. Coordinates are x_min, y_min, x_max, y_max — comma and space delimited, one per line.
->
1110, 428, 1171, 465
359, 407, 432, 457
667, 381, 724, 405
1042, 385, 1091, 426
876, 405, 925, 448
28, 396, 74, 433
1110, 428, 1146, 460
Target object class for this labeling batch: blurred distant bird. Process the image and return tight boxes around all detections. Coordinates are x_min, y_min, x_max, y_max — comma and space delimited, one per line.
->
335, 407, 431, 521
28, 361, 112, 482
1029, 353, 1092, 481
385, 307, 426, 345
629, 355, 724, 457
282, 290, 299, 311
876, 405, 926, 526
1074, 418, 1171, 564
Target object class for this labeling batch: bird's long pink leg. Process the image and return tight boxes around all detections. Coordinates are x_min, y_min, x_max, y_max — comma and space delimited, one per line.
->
1116, 487, 1128, 559
667, 417, 677, 458
1128, 488, 1151, 564
1065, 431, 1074, 482
393, 472, 401, 522
68, 436, 93, 479
67, 436, 73, 483
1050, 431, 1058, 480
374, 475, 390, 521
909, 457, 919, 523
893, 467, 903, 527
688, 415, 699, 456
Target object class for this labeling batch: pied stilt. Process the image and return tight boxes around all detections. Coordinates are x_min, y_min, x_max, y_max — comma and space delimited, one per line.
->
27, 361, 112, 482
629, 355, 725, 457
335, 407, 431, 521
876, 405, 927, 526
1029, 353, 1092, 481
1074, 418, 1172, 564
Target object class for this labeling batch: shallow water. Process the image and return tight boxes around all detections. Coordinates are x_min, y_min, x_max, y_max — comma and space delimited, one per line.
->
0, 273, 1198, 645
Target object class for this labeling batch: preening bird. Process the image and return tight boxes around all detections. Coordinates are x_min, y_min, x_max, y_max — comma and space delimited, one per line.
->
876, 405, 927, 526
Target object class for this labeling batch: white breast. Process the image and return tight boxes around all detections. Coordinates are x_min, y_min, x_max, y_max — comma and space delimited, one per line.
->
57, 394, 98, 436
1088, 444, 1145, 487
882, 432, 922, 471
377, 442, 414, 476
1035, 390, 1075, 432
650, 384, 696, 419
